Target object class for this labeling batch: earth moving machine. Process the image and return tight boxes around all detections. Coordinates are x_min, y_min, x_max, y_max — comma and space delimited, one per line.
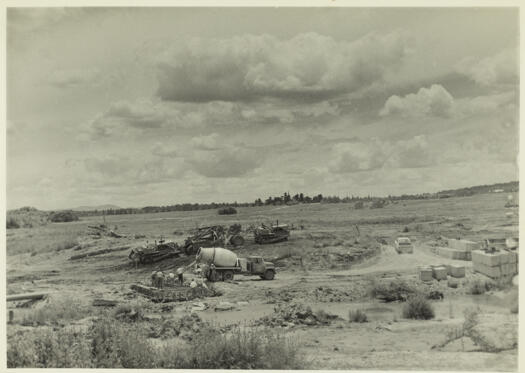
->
196, 247, 276, 282
183, 225, 244, 255
129, 239, 181, 265
254, 222, 290, 244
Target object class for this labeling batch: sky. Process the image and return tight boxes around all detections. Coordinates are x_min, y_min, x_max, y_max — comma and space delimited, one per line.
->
6, 7, 520, 210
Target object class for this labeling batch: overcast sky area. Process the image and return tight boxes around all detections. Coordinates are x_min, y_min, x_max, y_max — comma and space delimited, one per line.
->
7, 7, 519, 210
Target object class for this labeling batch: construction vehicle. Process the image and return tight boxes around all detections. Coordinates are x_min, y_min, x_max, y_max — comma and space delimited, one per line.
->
394, 237, 413, 254
129, 239, 181, 265
183, 224, 245, 255
254, 222, 290, 244
183, 226, 226, 255
196, 247, 276, 282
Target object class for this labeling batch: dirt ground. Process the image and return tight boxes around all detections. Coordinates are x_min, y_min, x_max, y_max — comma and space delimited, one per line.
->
6, 192, 519, 370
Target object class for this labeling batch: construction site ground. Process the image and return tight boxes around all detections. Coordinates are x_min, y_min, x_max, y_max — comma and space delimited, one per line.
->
6, 192, 519, 370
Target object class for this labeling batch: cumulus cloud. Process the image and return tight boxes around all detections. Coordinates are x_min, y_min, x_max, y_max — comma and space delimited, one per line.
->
191, 133, 220, 150
380, 84, 454, 118
331, 135, 433, 173
155, 31, 408, 102
186, 146, 263, 178
455, 91, 517, 118
455, 48, 518, 86
66, 154, 183, 187
47, 67, 100, 88
151, 142, 179, 158
81, 96, 342, 139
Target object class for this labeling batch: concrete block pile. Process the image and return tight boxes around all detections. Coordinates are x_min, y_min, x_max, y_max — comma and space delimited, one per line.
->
471, 249, 518, 279
435, 238, 481, 261
420, 263, 466, 282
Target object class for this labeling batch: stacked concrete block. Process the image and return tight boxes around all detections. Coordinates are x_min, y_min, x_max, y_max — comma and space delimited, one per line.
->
448, 264, 466, 278
447, 239, 482, 251
419, 266, 433, 282
432, 266, 448, 280
436, 246, 471, 260
472, 249, 518, 279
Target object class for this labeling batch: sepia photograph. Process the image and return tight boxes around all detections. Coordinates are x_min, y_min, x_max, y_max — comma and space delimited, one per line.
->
4, 4, 520, 370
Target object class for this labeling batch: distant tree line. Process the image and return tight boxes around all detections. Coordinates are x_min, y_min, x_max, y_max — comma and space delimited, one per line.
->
74, 181, 518, 217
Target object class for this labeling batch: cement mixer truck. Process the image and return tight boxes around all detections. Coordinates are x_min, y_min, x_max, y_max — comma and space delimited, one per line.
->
196, 247, 276, 282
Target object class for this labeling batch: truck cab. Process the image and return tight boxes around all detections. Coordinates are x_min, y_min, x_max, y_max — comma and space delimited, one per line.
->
246, 256, 275, 280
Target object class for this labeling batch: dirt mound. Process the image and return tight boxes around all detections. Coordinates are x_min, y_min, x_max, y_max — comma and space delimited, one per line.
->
254, 303, 340, 328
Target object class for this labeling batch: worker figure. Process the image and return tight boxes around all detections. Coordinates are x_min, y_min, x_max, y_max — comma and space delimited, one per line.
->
177, 267, 184, 286
156, 271, 165, 289
151, 271, 158, 287
168, 272, 175, 286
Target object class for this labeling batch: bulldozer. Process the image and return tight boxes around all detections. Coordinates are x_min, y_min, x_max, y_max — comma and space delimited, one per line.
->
254, 222, 290, 244
129, 238, 181, 265
183, 224, 244, 255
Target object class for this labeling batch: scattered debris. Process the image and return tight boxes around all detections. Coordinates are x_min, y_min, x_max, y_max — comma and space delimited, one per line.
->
87, 224, 125, 238
7, 292, 48, 302
214, 301, 235, 311
92, 299, 118, 307
191, 302, 208, 312
130, 283, 217, 303
70, 245, 131, 260
254, 303, 339, 327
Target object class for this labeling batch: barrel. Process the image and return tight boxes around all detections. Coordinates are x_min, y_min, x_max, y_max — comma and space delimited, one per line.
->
196, 247, 238, 267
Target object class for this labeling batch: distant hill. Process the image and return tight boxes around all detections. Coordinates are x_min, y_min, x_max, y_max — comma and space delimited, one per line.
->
436, 181, 518, 198
71, 204, 121, 211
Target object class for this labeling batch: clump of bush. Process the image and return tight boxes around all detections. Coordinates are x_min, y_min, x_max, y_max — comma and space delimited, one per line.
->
49, 210, 79, 223
354, 201, 364, 209
6, 217, 20, 229
370, 278, 418, 302
468, 278, 495, 295
348, 309, 368, 323
402, 295, 435, 320
218, 207, 237, 215
21, 298, 92, 326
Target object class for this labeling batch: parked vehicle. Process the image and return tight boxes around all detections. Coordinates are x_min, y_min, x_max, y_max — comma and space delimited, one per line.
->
196, 247, 276, 282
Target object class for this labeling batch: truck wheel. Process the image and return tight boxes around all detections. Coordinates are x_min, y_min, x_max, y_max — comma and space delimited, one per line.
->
230, 235, 245, 246
223, 270, 234, 281
263, 270, 275, 280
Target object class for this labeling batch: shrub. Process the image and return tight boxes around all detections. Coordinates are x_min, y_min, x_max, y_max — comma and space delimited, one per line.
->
402, 295, 435, 320
370, 278, 418, 302
21, 298, 92, 326
402, 226, 409, 233
218, 207, 237, 215
49, 210, 79, 223
348, 309, 368, 323
6, 217, 20, 229
468, 279, 495, 295
8, 318, 302, 369
186, 326, 301, 369
354, 201, 364, 209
